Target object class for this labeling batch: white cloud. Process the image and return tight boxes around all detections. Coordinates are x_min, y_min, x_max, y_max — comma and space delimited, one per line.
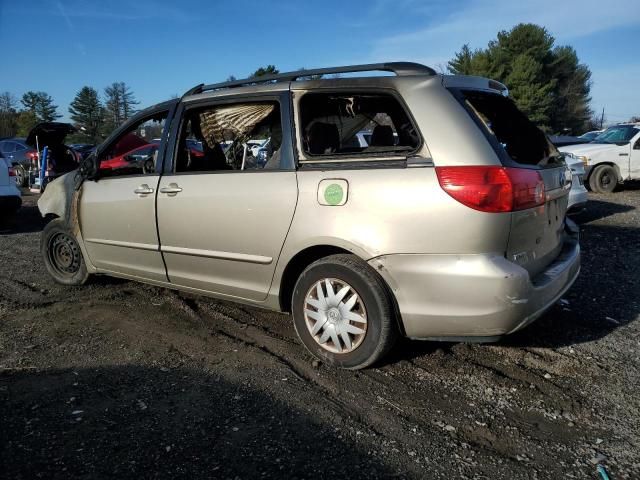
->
367, 0, 640, 121
370, 0, 640, 66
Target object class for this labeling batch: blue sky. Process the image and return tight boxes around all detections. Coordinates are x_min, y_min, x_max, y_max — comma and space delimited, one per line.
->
2, 0, 639, 126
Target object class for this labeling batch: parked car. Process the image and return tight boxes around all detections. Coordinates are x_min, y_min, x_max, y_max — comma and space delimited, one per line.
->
0, 138, 38, 187
26, 123, 81, 189
37, 62, 579, 369
559, 123, 640, 193
99, 143, 159, 174
565, 155, 588, 213
548, 135, 590, 147
70, 144, 96, 161
0, 151, 22, 220
578, 130, 604, 142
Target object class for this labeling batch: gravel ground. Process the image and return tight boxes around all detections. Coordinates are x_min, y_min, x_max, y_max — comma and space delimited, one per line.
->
1, 188, 639, 479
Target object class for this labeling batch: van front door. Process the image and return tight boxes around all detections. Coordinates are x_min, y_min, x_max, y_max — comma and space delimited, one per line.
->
79, 109, 171, 282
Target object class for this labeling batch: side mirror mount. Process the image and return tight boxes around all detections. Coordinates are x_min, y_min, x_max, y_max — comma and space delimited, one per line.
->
78, 152, 100, 181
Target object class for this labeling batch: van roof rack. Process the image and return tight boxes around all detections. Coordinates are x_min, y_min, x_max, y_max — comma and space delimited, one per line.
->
184, 62, 436, 96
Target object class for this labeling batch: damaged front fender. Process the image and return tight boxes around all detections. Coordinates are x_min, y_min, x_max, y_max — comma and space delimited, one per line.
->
37, 171, 83, 224
38, 171, 96, 273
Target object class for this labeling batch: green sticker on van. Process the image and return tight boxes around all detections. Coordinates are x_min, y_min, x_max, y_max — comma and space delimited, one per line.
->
324, 183, 344, 205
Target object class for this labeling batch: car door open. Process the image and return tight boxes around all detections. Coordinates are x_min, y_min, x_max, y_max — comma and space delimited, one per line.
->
79, 109, 170, 282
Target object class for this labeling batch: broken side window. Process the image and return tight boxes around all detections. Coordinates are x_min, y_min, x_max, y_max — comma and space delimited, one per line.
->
298, 92, 420, 159
98, 112, 168, 177
455, 90, 560, 167
175, 102, 283, 173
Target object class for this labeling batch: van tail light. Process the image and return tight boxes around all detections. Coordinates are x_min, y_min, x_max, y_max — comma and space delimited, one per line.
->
8, 166, 17, 177
435, 166, 545, 213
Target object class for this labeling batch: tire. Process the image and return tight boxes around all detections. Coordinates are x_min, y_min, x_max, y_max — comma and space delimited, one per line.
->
15, 165, 27, 187
41, 219, 89, 286
143, 158, 155, 174
588, 165, 618, 193
291, 254, 397, 369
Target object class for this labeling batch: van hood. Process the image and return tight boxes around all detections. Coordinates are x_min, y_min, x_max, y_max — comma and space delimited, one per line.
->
558, 142, 619, 156
26, 122, 76, 148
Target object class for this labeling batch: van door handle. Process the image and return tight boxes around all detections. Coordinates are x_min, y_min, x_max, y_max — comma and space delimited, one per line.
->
159, 183, 182, 196
619, 153, 629, 156
134, 184, 154, 196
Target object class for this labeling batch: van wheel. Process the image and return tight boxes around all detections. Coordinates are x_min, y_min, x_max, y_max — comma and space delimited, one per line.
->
41, 219, 89, 286
291, 254, 397, 369
589, 165, 618, 193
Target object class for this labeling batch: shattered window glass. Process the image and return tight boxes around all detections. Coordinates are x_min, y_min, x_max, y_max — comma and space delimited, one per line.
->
299, 92, 419, 158
176, 102, 282, 172
98, 112, 168, 176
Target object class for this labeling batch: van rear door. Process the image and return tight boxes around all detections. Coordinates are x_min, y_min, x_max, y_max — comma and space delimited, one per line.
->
450, 88, 572, 277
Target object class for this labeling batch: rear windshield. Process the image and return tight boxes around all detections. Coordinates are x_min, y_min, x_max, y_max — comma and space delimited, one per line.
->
455, 90, 560, 167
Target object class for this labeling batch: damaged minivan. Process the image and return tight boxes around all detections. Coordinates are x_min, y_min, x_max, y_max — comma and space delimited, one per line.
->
38, 63, 580, 369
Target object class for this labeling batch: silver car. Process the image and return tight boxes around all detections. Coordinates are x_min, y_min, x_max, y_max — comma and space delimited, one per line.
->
565, 155, 588, 213
38, 62, 580, 369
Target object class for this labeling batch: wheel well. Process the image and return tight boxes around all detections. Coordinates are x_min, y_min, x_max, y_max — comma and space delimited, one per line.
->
43, 213, 60, 225
588, 162, 623, 181
278, 245, 407, 337
278, 245, 351, 312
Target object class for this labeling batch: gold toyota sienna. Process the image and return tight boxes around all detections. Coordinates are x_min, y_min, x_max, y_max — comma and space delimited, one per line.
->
38, 63, 580, 369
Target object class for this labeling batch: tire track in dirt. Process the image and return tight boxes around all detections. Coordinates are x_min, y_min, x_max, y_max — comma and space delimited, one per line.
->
168, 293, 564, 476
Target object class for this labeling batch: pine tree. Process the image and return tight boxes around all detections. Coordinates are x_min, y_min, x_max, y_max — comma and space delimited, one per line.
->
103, 82, 139, 134
21, 91, 41, 114
547, 46, 592, 133
250, 65, 279, 78
16, 111, 38, 137
69, 87, 104, 143
20, 91, 61, 122
505, 54, 555, 127
448, 24, 593, 133
448, 44, 474, 75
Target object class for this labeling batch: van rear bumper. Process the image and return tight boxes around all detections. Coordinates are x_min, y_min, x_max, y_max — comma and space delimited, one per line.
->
368, 232, 580, 339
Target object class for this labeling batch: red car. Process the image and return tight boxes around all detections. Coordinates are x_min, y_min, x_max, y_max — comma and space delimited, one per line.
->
100, 138, 204, 174
100, 143, 158, 172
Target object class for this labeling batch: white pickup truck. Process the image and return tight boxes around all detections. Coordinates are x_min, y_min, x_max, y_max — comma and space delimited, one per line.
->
559, 123, 640, 193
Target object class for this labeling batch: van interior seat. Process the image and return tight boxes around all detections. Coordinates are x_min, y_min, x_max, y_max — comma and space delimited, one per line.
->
307, 122, 340, 155
370, 125, 395, 146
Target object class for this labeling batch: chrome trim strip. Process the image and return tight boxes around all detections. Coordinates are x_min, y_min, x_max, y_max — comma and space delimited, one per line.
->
85, 238, 158, 251
161, 245, 273, 264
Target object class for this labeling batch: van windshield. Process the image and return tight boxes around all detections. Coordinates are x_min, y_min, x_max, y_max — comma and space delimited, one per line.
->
455, 90, 561, 167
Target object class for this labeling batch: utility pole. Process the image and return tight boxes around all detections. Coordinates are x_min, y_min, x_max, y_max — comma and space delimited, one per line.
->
600, 108, 605, 129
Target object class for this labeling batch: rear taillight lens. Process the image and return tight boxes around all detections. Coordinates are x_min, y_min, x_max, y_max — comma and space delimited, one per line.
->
435, 166, 544, 213
8, 166, 17, 177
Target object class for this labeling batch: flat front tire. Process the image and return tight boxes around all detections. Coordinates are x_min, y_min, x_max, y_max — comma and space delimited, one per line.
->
291, 254, 397, 369
41, 219, 89, 286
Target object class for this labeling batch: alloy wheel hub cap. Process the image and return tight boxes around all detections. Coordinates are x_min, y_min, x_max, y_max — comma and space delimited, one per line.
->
303, 278, 368, 354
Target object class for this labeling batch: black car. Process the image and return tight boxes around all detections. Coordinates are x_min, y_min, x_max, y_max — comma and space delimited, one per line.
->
26, 123, 80, 189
